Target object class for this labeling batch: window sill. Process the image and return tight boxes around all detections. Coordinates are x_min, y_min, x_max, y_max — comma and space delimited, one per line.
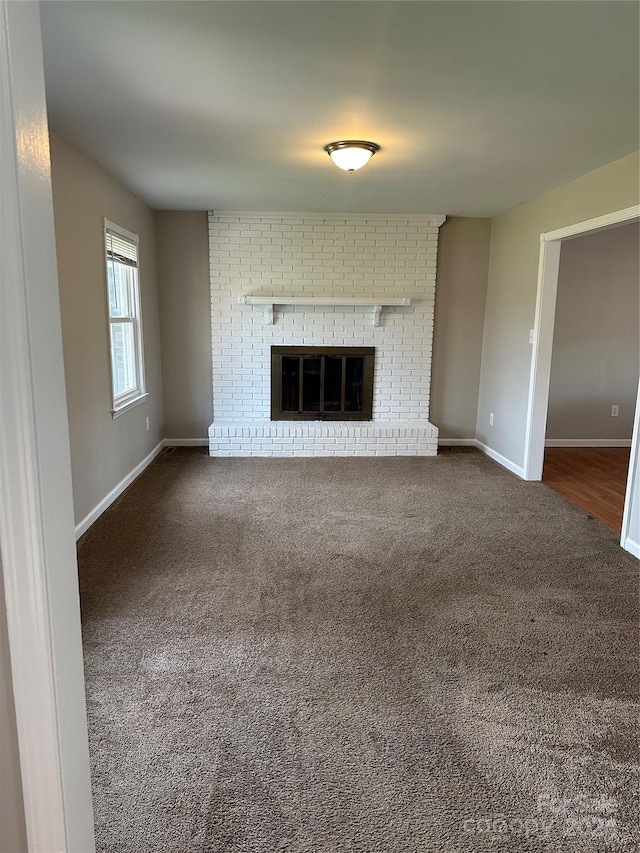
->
112, 393, 148, 419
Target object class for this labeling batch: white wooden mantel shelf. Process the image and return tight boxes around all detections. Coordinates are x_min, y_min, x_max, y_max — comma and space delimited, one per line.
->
237, 295, 411, 326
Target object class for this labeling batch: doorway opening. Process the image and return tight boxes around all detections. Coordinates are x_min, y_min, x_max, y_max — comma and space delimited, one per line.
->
523, 205, 640, 553
540, 222, 638, 533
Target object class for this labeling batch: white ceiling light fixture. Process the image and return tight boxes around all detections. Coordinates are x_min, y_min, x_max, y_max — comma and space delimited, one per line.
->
324, 140, 381, 173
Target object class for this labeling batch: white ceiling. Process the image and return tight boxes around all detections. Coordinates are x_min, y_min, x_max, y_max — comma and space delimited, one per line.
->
40, 1, 639, 216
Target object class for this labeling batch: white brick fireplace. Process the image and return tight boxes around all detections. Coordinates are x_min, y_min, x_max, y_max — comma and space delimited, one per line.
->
208, 211, 445, 456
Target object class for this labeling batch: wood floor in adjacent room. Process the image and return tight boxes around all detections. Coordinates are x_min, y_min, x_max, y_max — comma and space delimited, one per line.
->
542, 446, 631, 533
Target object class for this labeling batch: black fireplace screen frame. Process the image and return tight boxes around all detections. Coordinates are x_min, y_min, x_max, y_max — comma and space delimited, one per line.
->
271, 346, 375, 421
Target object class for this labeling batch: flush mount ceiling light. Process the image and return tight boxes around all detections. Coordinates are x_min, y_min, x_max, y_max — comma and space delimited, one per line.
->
324, 140, 380, 173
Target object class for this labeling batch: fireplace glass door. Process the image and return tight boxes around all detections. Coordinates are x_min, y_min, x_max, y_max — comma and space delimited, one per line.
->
271, 347, 374, 420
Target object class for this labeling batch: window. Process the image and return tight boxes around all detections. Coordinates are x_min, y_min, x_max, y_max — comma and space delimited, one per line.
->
104, 220, 146, 415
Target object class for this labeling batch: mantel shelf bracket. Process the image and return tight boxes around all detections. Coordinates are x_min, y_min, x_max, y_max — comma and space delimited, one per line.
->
372, 305, 382, 327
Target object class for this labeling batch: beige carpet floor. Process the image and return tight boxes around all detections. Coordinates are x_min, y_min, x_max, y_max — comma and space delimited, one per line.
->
77, 448, 639, 852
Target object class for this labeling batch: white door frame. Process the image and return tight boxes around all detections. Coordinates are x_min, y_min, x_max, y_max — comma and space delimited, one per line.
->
522, 204, 640, 554
0, 2, 95, 850
620, 378, 640, 558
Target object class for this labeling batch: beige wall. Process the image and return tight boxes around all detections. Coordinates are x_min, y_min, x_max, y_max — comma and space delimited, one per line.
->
50, 133, 164, 525
432, 217, 491, 439
477, 151, 640, 466
0, 561, 27, 853
547, 222, 639, 441
156, 212, 213, 438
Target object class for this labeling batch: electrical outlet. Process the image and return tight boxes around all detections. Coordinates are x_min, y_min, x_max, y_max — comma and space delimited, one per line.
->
146, 416, 150, 431
489, 412, 494, 426
610, 405, 619, 417
529, 329, 535, 344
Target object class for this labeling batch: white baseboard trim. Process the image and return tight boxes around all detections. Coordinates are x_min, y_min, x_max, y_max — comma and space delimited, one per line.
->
438, 438, 526, 480
622, 536, 640, 560
164, 438, 209, 447
475, 440, 526, 479
545, 439, 632, 448
74, 441, 164, 539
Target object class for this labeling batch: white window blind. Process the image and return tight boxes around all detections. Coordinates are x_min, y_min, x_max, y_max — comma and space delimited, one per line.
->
106, 230, 138, 266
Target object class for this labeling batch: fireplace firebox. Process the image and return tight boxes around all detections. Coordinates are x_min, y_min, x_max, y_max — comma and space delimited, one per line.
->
271, 346, 374, 420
